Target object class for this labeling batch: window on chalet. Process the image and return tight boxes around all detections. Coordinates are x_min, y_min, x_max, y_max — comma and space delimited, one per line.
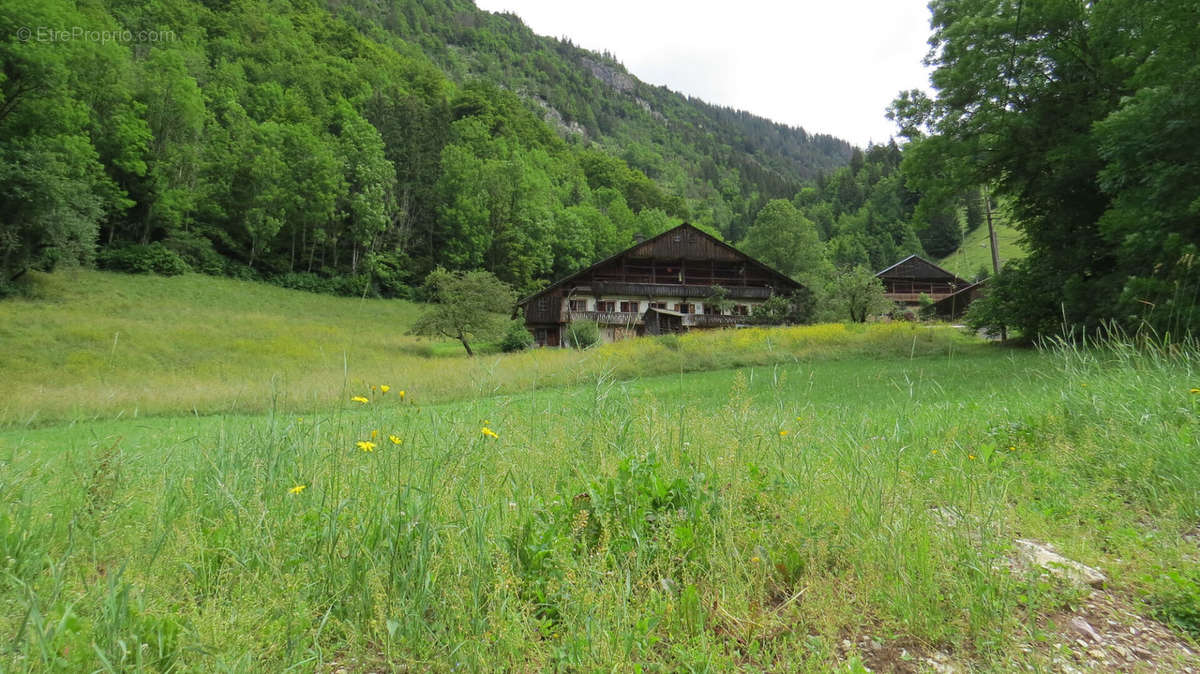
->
619, 301, 639, 313
537, 297, 549, 313
596, 300, 616, 312
648, 302, 667, 310
674, 303, 694, 314
733, 304, 750, 316
703, 304, 722, 315
568, 299, 587, 311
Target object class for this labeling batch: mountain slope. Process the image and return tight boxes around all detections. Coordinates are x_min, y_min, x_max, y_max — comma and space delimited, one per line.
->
333, 0, 853, 241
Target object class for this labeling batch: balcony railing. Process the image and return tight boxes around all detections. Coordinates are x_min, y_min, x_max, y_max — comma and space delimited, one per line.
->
569, 311, 643, 324
589, 282, 772, 299
567, 311, 743, 329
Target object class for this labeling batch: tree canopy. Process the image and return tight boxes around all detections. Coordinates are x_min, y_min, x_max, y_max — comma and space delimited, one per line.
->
408, 268, 515, 356
891, 0, 1200, 339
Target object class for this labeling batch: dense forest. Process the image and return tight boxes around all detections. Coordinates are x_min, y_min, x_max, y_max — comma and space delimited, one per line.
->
6, 0, 1194, 340
2, 0, 869, 299
891, 0, 1200, 339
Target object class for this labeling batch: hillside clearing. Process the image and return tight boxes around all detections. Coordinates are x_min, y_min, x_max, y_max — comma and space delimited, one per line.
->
0, 270, 979, 428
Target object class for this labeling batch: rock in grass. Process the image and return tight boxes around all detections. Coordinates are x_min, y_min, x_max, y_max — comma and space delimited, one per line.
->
1013, 539, 1107, 588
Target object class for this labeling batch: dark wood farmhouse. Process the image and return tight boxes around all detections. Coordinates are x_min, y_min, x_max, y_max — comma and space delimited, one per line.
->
876, 255, 971, 307
931, 279, 987, 319
518, 223, 803, 346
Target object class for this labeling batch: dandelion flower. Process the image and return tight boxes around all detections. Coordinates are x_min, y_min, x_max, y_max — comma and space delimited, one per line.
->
356, 440, 377, 452
931, 449, 937, 455
380, 385, 391, 394
398, 390, 406, 399
389, 434, 402, 445
481, 427, 498, 439
351, 396, 369, 404
778, 430, 789, 437
370, 429, 378, 439
750, 556, 761, 564
289, 484, 307, 495
968, 454, 976, 460
1009, 445, 1016, 452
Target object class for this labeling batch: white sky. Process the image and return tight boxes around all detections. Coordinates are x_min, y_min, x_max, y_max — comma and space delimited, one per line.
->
472, 0, 935, 148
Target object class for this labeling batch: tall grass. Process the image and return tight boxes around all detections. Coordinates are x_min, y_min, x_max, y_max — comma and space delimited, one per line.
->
2, 336, 1197, 670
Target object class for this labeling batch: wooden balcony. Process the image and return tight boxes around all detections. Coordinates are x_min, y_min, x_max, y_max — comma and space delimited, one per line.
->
589, 282, 772, 299
566, 311, 743, 329
569, 311, 643, 325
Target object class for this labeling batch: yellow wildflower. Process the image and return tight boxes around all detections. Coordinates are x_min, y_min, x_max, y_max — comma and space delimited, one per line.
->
1190, 388, 1200, 394
356, 440, 376, 452
1009, 445, 1016, 452
350, 396, 369, 404
968, 454, 976, 460
370, 429, 378, 439
779, 430, 789, 437
481, 427, 498, 439
398, 390, 406, 399
389, 434, 402, 445
381, 385, 390, 393
750, 556, 761, 564
289, 484, 306, 495
931, 449, 937, 455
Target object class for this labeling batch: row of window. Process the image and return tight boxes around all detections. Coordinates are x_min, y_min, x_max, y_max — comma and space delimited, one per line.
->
567, 299, 751, 316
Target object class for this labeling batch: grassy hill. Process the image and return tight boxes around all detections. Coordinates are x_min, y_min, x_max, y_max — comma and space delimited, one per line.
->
938, 219, 1025, 279
0, 271, 979, 427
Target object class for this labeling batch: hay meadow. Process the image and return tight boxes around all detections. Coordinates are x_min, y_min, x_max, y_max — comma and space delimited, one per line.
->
1, 272, 1199, 671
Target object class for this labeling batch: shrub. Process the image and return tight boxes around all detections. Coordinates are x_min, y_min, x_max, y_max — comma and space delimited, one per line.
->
918, 292, 937, 321
1147, 568, 1200, 638
500, 319, 534, 352
162, 232, 225, 275
97, 243, 191, 276
565, 320, 600, 349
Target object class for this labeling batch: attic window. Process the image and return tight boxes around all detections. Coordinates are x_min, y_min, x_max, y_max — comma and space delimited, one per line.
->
537, 297, 548, 312
673, 234, 682, 242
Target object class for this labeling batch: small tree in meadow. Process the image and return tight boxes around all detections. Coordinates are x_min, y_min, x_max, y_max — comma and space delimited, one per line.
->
830, 265, 892, 323
409, 268, 515, 356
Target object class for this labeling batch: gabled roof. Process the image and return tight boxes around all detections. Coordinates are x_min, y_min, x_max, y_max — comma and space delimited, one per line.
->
876, 254, 969, 284
519, 223, 802, 305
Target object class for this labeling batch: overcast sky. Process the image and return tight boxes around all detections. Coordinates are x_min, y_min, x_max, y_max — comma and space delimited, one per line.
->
472, 0, 935, 148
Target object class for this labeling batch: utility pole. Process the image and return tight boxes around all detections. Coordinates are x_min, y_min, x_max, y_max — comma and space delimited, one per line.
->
983, 189, 1007, 342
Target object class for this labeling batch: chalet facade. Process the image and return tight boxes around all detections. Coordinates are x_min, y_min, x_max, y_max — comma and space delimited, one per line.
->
519, 223, 802, 346
876, 255, 971, 307
931, 279, 987, 319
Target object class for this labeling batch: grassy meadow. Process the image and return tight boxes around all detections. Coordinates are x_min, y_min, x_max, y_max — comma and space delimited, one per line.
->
938, 219, 1024, 281
1, 271, 978, 428
2, 272, 1199, 671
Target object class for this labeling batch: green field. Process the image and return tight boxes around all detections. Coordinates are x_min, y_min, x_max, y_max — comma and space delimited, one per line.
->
939, 219, 1025, 280
1, 273, 1199, 671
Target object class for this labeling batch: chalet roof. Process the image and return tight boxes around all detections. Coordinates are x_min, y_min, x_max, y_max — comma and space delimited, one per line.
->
876, 255, 969, 284
519, 223, 802, 305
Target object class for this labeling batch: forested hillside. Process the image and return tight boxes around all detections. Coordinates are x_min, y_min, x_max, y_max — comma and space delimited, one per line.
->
1, 0, 856, 297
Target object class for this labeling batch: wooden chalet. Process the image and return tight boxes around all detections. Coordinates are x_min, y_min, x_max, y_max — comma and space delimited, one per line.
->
876, 255, 971, 306
931, 279, 987, 320
519, 223, 803, 346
